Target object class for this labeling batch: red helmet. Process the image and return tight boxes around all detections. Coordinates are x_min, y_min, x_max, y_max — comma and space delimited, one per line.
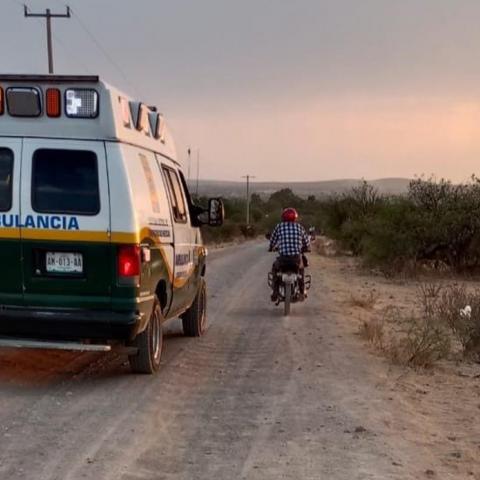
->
281, 208, 298, 222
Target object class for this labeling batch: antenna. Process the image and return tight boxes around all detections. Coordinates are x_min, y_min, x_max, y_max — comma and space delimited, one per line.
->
195, 149, 200, 196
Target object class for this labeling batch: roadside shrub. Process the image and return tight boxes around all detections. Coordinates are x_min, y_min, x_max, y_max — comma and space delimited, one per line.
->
201, 221, 242, 244
240, 224, 257, 238
387, 314, 451, 368
320, 177, 480, 273
349, 290, 379, 310
322, 181, 384, 254
365, 286, 451, 368
359, 282, 480, 367
408, 178, 480, 270
435, 285, 480, 355
359, 318, 385, 348
359, 198, 421, 269
396, 283, 480, 361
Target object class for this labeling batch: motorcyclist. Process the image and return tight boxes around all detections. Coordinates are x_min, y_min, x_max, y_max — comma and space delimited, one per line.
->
268, 208, 311, 301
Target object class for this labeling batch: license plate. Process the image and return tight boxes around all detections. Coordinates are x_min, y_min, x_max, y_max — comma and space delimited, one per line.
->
46, 252, 83, 274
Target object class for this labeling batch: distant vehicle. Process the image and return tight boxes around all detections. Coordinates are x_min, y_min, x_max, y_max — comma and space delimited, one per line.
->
0, 74, 224, 373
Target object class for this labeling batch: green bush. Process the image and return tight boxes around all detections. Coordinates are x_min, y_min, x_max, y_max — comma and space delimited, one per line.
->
321, 181, 384, 255
320, 177, 480, 273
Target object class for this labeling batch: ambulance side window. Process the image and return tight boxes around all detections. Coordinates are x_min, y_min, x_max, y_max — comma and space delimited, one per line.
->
0, 149, 13, 212
178, 170, 202, 228
32, 149, 100, 215
162, 166, 187, 223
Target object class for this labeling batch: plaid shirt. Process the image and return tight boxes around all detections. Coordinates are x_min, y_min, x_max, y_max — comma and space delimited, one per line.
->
269, 222, 311, 256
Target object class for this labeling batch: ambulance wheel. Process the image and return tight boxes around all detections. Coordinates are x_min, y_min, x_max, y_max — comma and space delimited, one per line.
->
129, 297, 163, 374
182, 278, 207, 337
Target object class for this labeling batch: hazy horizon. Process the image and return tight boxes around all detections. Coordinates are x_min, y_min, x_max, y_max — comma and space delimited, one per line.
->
188, 176, 411, 183
3, 1, 480, 182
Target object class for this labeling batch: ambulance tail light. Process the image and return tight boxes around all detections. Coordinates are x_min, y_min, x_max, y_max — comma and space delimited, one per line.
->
117, 245, 141, 278
0, 87, 4, 115
46, 88, 61, 117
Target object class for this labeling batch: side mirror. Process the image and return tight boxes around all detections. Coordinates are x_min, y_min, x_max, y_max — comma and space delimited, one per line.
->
208, 198, 224, 227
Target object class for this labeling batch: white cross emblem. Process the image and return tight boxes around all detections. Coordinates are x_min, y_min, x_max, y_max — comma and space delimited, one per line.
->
66, 91, 83, 115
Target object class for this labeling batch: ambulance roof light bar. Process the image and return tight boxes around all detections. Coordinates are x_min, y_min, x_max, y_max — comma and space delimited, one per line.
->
0, 74, 99, 83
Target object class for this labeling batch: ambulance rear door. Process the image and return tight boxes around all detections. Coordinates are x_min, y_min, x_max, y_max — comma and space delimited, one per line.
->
0, 138, 23, 305
20, 139, 112, 309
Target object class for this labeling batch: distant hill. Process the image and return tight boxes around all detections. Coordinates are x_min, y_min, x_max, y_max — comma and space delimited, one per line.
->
188, 178, 411, 198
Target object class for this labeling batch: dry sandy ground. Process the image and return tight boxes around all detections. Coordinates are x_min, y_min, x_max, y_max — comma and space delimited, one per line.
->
315, 249, 480, 480
0, 241, 478, 479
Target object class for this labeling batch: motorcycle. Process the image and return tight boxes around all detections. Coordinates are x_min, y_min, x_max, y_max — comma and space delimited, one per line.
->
267, 253, 312, 316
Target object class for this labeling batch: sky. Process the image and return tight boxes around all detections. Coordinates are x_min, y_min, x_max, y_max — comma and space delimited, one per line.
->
2, 0, 480, 182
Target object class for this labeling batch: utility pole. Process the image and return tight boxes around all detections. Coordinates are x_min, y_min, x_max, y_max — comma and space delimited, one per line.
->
242, 175, 256, 225
24, 5, 71, 74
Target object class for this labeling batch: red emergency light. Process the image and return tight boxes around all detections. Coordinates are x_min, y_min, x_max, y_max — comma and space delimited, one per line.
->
46, 88, 61, 118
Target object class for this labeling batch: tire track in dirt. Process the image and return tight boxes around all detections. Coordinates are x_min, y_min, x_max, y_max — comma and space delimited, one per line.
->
0, 242, 446, 479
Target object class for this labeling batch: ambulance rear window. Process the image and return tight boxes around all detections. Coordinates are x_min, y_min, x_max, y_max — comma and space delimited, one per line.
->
0, 149, 13, 212
32, 149, 100, 215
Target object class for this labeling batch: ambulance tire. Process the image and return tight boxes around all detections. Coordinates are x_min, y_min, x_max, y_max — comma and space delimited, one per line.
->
129, 297, 163, 374
182, 278, 207, 337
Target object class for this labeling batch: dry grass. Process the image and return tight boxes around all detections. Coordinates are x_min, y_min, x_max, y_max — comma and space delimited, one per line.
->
364, 282, 480, 368
386, 314, 451, 368
359, 318, 385, 348
314, 236, 339, 257
349, 290, 379, 310
434, 284, 480, 356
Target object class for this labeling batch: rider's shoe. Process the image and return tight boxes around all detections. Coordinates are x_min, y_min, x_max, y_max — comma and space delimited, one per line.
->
271, 292, 279, 302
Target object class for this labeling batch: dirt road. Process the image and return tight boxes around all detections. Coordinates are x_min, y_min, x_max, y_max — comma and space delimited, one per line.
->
0, 241, 467, 479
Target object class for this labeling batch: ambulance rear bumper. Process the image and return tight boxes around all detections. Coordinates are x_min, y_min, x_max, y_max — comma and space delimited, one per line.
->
0, 306, 143, 341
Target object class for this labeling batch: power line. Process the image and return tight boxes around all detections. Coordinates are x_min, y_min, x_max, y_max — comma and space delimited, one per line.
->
68, 6, 139, 96
6, 0, 25, 8
4, 0, 46, 66
49, 28, 92, 74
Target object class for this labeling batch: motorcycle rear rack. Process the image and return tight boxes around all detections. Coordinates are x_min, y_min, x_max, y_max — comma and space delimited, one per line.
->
268, 272, 311, 287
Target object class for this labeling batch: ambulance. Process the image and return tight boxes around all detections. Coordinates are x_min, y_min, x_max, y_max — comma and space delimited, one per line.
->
0, 74, 224, 373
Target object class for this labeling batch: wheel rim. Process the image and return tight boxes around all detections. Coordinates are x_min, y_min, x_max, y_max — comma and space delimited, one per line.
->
151, 307, 162, 362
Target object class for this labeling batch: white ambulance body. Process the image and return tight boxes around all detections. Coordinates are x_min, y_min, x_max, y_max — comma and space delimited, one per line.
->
0, 75, 223, 373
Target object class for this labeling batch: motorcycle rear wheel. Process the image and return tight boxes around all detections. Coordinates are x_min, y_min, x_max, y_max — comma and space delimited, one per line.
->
284, 283, 292, 316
